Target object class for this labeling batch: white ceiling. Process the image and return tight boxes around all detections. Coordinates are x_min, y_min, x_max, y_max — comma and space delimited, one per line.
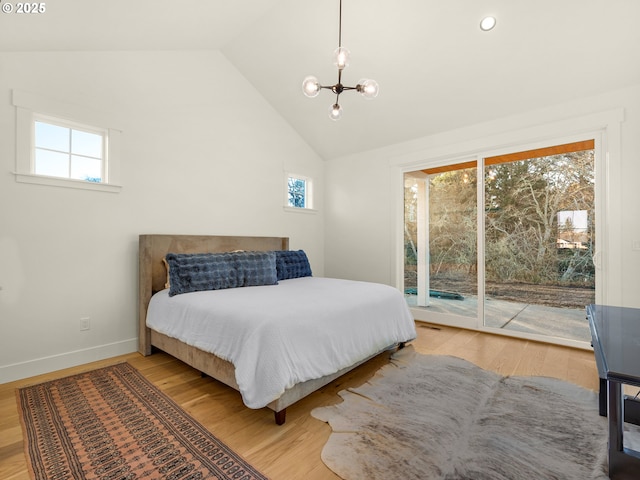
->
2, 0, 639, 160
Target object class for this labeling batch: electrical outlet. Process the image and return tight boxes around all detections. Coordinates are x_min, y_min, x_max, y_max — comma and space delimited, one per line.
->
80, 317, 90, 331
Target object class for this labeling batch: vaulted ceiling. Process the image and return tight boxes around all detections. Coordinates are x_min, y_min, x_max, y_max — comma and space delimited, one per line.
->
2, 0, 639, 160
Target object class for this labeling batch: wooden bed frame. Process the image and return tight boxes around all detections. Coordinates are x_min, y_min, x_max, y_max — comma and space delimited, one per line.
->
138, 234, 397, 425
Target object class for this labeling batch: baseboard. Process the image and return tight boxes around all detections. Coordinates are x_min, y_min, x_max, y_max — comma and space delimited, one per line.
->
0, 338, 138, 384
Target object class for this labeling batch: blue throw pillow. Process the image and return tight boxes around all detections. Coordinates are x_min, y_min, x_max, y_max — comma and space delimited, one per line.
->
233, 251, 278, 287
166, 252, 241, 296
275, 250, 312, 280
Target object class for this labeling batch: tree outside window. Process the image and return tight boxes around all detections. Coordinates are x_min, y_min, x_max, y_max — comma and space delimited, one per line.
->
288, 176, 307, 208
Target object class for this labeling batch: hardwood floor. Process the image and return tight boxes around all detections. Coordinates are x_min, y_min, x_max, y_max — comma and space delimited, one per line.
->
0, 323, 601, 480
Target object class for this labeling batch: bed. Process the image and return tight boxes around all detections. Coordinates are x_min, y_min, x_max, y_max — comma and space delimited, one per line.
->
138, 234, 416, 424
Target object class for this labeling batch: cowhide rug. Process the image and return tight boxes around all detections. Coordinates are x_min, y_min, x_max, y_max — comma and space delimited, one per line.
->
311, 347, 611, 480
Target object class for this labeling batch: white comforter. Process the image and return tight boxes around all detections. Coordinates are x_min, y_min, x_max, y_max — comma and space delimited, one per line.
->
146, 276, 416, 409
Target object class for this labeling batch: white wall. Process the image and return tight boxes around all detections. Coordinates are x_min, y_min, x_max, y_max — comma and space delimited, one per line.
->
0, 50, 324, 382
325, 84, 640, 309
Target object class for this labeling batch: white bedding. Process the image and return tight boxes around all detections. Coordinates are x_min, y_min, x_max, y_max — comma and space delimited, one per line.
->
146, 276, 416, 409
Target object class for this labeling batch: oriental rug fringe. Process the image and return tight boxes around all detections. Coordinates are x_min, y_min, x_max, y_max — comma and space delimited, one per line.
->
17, 363, 268, 480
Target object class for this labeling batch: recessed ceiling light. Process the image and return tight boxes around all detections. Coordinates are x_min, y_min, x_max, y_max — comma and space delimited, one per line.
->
480, 16, 496, 31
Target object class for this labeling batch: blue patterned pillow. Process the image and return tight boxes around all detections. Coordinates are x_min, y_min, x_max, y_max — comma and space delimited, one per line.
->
275, 250, 312, 280
166, 252, 241, 296
233, 251, 278, 287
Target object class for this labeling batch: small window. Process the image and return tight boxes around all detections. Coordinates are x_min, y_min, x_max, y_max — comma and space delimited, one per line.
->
286, 174, 313, 210
288, 176, 307, 208
12, 89, 122, 193
34, 117, 106, 183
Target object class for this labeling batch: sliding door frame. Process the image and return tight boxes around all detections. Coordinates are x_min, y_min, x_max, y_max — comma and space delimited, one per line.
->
390, 109, 624, 349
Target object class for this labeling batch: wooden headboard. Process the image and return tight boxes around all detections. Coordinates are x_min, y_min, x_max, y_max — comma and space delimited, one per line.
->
138, 234, 289, 354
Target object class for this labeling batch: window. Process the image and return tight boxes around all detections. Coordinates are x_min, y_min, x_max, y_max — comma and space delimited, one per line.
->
288, 176, 307, 208
285, 174, 314, 211
12, 89, 122, 193
402, 139, 597, 346
34, 116, 106, 183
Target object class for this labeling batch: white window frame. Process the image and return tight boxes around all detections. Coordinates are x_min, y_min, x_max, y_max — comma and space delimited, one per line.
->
12, 90, 122, 193
284, 172, 316, 213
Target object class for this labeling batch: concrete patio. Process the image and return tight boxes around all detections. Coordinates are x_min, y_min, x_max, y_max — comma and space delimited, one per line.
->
406, 294, 591, 343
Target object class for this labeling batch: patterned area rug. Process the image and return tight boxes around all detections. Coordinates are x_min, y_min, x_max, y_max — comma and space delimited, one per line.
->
17, 363, 268, 480
312, 347, 610, 480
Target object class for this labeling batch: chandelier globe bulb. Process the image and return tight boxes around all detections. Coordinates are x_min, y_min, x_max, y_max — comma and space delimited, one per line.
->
329, 103, 343, 121
302, 76, 321, 97
358, 79, 379, 99
333, 47, 350, 70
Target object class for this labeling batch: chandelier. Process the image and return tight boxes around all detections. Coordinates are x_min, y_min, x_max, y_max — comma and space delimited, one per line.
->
301, 0, 379, 121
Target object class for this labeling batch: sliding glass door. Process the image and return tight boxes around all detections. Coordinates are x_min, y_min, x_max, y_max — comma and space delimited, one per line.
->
404, 139, 596, 344
482, 142, 595, 341
404, 162, 478, 326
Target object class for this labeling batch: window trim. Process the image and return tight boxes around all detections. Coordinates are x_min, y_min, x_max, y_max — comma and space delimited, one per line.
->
12, 89, 122, 193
